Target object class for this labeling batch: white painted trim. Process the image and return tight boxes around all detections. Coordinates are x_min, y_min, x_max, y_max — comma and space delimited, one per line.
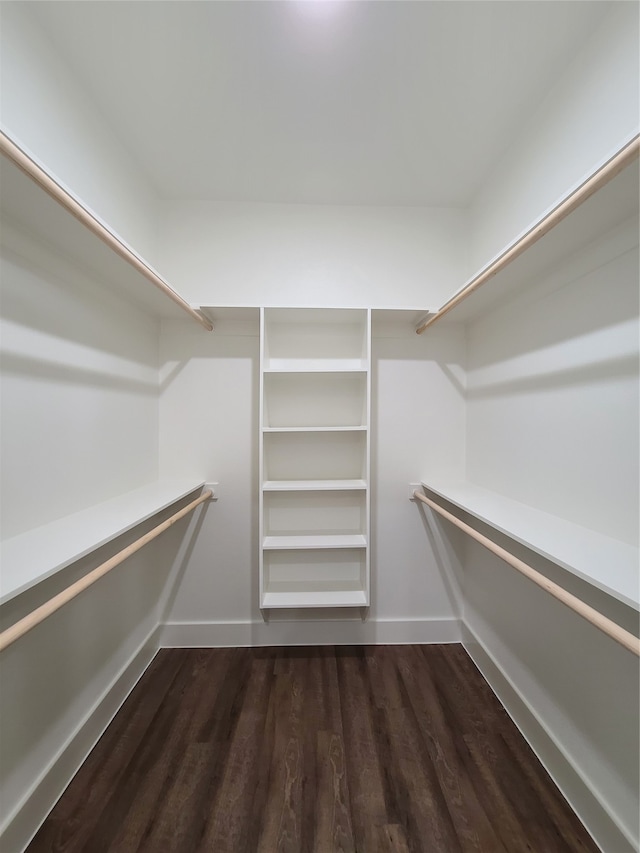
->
1, 625, 162, 853
160, 617, 461, 649
462, 622, 636, 853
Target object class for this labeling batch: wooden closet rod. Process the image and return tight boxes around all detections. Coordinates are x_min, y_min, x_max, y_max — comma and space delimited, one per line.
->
0, 132, 213, 332
412, 490, 640, 657
0, 490, 212, 654
416, 134, 640, 334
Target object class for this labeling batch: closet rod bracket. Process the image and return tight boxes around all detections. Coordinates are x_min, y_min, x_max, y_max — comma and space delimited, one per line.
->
204, 482, 220, 501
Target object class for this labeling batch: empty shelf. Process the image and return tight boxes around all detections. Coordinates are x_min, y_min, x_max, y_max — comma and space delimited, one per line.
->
263, 480, 368, 492
263, 534, 367, 550
264, 360, 367, 373
263, 426, 367, 433
420, 479, 639, 610
0, 479, 206, 605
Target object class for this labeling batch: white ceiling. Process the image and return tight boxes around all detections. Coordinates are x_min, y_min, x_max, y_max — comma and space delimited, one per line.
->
27, 1, 611, 207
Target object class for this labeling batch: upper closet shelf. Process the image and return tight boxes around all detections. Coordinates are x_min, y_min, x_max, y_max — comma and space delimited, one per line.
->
417, 136, 639, 330
197, 308, 434, 339
420, 480, 639, 611
0, 479, 206, 607
0, 131, 212, 330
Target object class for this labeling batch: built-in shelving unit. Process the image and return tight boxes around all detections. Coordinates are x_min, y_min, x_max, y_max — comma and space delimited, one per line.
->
0, 479, 207, 606
419, 480, 639, 611
0, 131, 212, 329
259, 308, 371, 608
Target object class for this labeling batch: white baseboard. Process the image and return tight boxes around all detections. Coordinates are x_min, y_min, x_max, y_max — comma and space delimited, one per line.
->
462, 622, 636, 853
160, 616, 461, 648
1, 617, 457, 852
2, 625, 162, 853
14, 617, 624, 853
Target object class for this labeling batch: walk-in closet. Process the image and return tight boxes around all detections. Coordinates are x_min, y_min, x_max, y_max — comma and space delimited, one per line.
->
1, 2, 638, 851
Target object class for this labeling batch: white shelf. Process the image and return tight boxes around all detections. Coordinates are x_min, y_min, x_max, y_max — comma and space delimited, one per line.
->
0, 140, 205, 325
263, 534, 367, 550
263, 426, 366, 433
263, 479, 367, 492
420, 480, 639, 611
436, 156, 639, 326
264, 360, 367, 373
261, 589, 368, 608
0, 479, 206, 606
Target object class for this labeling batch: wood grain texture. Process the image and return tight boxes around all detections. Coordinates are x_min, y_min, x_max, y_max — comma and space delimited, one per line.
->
25, 645, 600, 853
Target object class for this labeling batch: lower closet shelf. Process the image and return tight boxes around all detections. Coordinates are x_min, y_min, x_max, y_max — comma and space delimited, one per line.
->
420, 479, 639, 610
0, 479, 205, 606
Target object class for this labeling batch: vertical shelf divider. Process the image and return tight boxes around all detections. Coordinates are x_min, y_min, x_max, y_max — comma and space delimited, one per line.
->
259, 307, 266, 614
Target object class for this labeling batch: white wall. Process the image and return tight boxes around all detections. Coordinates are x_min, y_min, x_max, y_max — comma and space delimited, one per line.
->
0, 223, 159, 539
155, 199, 468, 644
158, 315, 466, 645
158, 317, 259, 630
0, 207, 169, 850
157, 201, 467, 310
466, 218, 639, 545
0, 2, 160, 265
371, 323, 466, 626
461, 216, 639, 850
467, 1, 639, 278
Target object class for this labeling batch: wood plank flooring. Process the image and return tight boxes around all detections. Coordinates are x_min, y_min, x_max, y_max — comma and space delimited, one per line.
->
27, 645, 600, 852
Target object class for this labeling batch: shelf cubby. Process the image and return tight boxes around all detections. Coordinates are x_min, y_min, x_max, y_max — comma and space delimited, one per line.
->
264, 490, 367, 537
263, 308, 368, 371
263, 431, 367, 483
262, 548, 368, 608
263, 371, 367, 428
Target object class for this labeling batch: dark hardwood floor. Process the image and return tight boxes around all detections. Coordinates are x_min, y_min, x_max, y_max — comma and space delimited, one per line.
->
27, 644, 600, 852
